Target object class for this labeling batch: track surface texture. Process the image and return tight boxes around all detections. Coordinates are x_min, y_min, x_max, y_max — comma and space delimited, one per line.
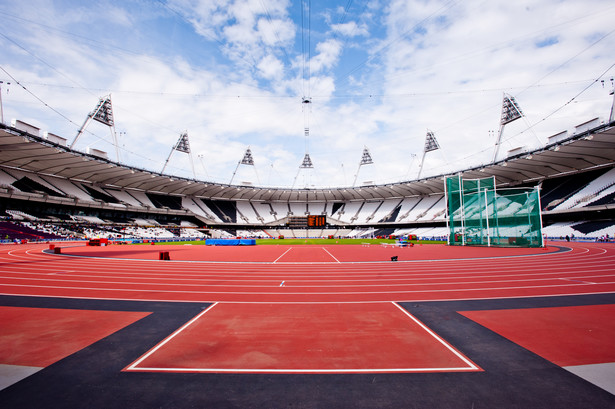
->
0, 241, 614, 408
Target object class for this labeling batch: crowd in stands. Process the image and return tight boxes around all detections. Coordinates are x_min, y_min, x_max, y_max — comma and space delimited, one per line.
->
2, 163, 615, 243
0, 221, 69, 242
0, 219, 208, 243
2, 216, 615, 244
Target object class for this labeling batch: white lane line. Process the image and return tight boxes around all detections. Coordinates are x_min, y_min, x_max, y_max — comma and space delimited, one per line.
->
392, 302, 480, 371
322, 247, 340, 263
125, 302, 218, 371
273, 248, 292, 263
1, 280, 614, 296
126, 366, 478, 374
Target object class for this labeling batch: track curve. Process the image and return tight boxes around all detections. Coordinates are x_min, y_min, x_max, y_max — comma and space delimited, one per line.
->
1, 242, 614, 303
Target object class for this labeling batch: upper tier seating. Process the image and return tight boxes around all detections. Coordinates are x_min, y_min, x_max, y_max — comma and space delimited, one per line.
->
555, 168, 615, 210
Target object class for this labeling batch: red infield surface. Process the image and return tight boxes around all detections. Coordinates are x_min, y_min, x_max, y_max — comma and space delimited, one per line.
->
460, 304, 615, 367
125, 302, 479, 373
0, 306, 150, 367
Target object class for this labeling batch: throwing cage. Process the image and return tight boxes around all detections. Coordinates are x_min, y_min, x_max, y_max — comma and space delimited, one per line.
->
445, 175, 543, 247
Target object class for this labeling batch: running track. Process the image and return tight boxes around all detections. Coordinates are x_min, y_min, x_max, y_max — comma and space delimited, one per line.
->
1, 242, 615, 302
2, 242, 615, 408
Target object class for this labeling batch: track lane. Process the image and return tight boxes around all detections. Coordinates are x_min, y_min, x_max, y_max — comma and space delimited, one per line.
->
0, 242, 614, 303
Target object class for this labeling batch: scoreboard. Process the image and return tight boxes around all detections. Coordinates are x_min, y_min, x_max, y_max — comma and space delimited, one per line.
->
307, 215, 326, 227
288, 215, 327, 228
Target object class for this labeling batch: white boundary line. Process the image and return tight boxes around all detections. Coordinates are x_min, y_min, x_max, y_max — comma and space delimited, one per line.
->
124, 302, 218, 371
125, 301, 481, 374
3, 280, 612, 297
392, 302, 480, 370
4, 289, 615, 304
272, 247, 292, 263
3, 272, 613, 288
322, 247, 340, 263
125, 366, 476, 374
32, 245, 574, 265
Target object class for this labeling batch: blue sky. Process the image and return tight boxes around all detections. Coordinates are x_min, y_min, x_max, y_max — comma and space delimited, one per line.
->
0, 0, 614, 187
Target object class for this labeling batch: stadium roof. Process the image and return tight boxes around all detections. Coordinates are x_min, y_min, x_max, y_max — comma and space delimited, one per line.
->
1, 120, 614, 203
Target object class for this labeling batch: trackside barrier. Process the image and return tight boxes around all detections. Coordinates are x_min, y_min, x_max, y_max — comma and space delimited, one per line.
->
88, 238, 109, 246
205, 239, 256, 246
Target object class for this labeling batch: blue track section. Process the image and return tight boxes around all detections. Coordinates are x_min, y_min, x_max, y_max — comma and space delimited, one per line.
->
205, 239, 256, 246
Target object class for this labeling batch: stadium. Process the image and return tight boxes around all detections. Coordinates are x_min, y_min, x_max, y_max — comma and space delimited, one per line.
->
2, 110, 615, 243
1, 1, 615, 408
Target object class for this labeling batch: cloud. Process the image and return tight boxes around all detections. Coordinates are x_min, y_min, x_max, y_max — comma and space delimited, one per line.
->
257, 54, 285, 80
310, 39, 343, 74
171, 0, 294, 72
331, 21, 369, 37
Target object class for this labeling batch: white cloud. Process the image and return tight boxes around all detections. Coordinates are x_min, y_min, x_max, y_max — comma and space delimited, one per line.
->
172, 0, 294, 73
257, 54, 285, 80
257, 17, 295, 47
331, 21, 368, 37
310, 39, 343, 74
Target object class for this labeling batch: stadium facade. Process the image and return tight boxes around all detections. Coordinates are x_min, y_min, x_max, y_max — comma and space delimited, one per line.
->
1, 115, 615, 241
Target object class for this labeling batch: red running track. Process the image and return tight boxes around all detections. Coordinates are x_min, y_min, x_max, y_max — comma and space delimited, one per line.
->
0, 242, 614, 303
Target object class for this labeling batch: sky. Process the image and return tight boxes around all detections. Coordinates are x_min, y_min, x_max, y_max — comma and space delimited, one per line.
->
0, 0, 614, 188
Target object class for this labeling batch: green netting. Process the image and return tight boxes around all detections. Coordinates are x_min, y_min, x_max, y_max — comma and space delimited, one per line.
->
445, 175, 543, 247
